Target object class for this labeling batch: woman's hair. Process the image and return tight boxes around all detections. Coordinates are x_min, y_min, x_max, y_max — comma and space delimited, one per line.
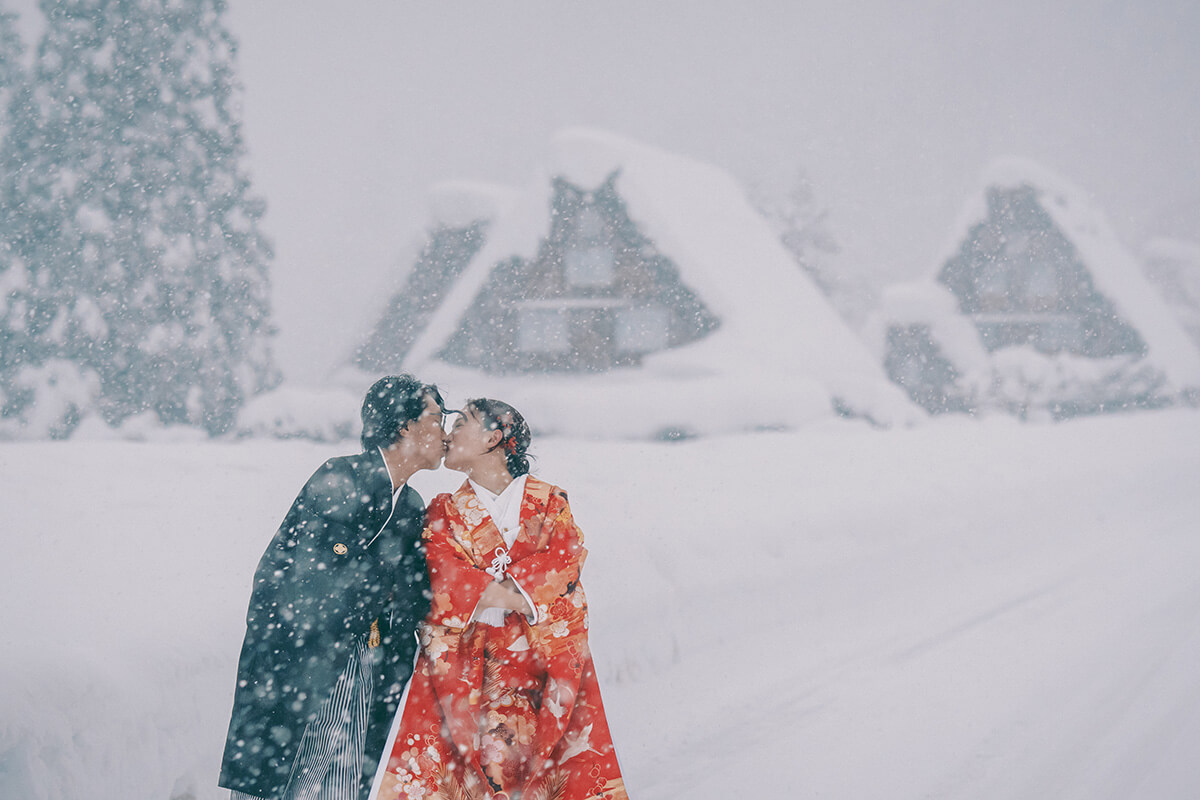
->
361, 375, 443, 451
466, 398, 531, 477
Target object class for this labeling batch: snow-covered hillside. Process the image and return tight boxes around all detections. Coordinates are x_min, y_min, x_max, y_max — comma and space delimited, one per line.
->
2, 411, 1200, 799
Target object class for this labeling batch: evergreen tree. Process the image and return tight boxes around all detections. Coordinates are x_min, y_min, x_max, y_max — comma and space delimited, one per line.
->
0, 1, 39, 429
0, 0, 277, 437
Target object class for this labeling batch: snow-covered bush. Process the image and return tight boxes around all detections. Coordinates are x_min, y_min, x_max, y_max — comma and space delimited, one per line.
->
0, 358, 101, 439
235, 385, 361, 442
962, 348, 1172, 420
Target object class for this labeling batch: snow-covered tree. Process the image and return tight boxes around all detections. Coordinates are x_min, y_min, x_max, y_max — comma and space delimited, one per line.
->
0, 0, 34, 425
747, 167, 875, 328
1143, 238, 1200, 354
0, 0, 277, 438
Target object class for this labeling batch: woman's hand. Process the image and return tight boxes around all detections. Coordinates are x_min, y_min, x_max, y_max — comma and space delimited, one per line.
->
500, 578, 534, 616
477, 578, 533, 616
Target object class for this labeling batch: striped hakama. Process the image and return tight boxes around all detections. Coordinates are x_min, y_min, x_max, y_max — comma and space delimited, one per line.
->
232, 634, 376, 800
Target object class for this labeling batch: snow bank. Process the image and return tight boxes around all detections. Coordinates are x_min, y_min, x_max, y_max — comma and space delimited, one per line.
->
4, 411, 1200, 799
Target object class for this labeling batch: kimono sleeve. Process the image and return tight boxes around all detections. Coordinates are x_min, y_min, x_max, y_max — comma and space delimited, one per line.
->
505, 488, 588, 622
423, 494, 495, 630
255, 461, 368, 659
226, 459, 370, 796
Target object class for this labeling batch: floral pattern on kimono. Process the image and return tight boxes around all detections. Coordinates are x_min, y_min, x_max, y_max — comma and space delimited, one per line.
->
375, 477, 628, 800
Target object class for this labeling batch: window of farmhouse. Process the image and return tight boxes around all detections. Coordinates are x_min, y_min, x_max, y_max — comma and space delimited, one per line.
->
615, 305, 670, 353
517, 307, 571, 353
975, 265, 1009, 311
564, 246, 615, 287
1024, 260, 1059, 308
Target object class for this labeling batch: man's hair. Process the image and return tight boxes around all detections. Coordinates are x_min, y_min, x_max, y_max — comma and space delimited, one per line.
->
360, 375, 442, 451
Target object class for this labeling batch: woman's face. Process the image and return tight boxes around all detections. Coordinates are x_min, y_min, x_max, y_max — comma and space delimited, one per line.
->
444, 407, 502, 473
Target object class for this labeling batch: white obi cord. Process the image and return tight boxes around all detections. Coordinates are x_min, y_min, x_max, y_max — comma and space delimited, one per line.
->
468, 475, 537, 626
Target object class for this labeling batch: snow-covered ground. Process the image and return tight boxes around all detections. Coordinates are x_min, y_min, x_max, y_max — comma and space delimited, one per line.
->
3, 410, 1200, 799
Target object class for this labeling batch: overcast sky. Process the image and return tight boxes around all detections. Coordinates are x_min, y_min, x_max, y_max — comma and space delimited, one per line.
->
10, 1, 1200, 382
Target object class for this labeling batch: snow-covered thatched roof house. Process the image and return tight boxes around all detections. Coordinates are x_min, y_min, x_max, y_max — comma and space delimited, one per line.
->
871, 158, 1200, 418
354, 128, 917, 438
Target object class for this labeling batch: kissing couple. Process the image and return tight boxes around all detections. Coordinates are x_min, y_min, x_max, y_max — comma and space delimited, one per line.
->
219, 375, 628, 800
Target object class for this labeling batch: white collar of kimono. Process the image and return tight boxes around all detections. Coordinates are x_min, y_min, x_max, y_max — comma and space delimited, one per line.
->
468, 473, 528, 548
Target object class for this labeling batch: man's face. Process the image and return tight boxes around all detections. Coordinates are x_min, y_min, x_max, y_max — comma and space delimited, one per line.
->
402, 394, 448, 470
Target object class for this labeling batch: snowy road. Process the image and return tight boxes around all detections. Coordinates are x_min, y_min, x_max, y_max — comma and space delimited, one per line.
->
586, 412, 1200, 799
2, 410, 1199, 799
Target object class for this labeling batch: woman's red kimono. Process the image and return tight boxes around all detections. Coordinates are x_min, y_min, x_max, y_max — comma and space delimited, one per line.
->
373, 477, 628, 800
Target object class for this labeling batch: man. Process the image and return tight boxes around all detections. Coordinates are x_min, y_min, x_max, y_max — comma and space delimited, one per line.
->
220, 375, 447, 800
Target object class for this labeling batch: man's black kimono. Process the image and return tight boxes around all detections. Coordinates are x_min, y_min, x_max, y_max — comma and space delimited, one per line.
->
219, 448, 430, 800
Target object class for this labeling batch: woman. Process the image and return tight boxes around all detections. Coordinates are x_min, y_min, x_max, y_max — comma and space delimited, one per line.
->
372, 399, 627, 800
